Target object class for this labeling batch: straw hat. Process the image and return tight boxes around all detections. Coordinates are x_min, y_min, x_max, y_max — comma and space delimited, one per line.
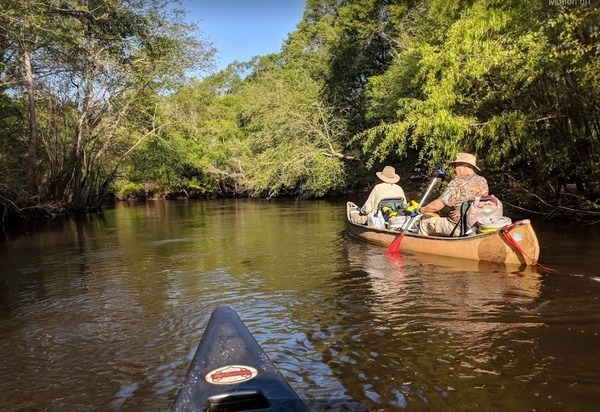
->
449, 153, 480, 171
376, 166, 400, 184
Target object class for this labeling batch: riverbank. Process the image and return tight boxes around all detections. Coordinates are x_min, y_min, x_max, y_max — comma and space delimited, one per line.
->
2, 179, 599, 231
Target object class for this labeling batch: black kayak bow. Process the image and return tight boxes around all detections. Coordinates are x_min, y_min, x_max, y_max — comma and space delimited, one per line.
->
171, 306, 309, 412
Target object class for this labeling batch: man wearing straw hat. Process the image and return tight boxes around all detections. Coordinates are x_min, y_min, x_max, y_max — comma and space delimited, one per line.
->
351, 166, 406, 225
418, 153, 488, 236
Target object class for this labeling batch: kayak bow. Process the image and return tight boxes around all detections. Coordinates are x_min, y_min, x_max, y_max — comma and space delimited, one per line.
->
171, 306, 309, 412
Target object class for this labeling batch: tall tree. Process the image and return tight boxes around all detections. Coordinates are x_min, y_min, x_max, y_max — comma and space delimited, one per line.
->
0, 0, 46, 194
362, 0, 599, 205
125, 67, 249, 198
0, 0, 215, 210
286, 0, 408, 135
239, 57, 349, 198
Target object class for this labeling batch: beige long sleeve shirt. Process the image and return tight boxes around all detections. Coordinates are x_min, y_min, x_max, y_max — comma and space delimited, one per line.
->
360, 183, 406, 215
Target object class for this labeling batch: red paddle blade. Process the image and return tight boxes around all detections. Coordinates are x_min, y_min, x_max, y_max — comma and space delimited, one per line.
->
385, 232, 405, 254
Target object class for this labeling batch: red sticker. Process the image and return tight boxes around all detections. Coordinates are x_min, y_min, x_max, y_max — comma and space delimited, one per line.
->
205, 365, 258, 385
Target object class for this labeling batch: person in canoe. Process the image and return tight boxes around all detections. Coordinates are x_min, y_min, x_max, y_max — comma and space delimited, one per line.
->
418, 153, 489, 236
350, 166, 406, 225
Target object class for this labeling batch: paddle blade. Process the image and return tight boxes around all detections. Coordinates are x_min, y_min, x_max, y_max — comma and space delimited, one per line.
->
386, 232, 405, 254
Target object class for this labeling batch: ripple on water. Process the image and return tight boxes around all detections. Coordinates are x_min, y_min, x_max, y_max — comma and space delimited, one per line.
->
2, 201, 600, 411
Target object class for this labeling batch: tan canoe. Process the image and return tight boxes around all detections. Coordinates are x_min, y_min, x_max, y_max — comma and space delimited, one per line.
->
346, 201, 541, 266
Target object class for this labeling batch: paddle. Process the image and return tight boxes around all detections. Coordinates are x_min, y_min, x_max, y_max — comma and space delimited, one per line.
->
385, 169, 446, 254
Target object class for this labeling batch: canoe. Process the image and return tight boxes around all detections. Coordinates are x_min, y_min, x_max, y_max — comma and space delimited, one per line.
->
346, 201, 541, 266
171, 306, 309, 412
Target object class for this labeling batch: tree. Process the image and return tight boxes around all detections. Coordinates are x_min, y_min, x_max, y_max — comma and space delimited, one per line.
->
239, 58, 348, 198
285, 0, 408, 137
0, 0, 215, 211
124, 67, 249, 198
0, 0, 47, 194
361, 0, 599, 207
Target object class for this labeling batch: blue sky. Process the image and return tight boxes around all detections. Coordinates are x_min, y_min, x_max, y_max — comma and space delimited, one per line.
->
181, 0, 306, 71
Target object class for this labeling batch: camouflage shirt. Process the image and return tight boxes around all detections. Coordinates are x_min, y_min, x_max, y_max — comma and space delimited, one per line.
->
438, 173, 488, 222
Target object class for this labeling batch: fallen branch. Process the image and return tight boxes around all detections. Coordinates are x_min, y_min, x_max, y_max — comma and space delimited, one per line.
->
0, 194, 22, 214
503, 198, 600, 225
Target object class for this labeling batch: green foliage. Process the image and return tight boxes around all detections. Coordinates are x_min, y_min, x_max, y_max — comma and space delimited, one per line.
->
113, 181, 144, 200
0, 96, 26, 189
244, 142, 345, 199
288, 0, 406, 137
0, 0, 215, 210
240, 62, 347, 198
123, 67, 250, 196
361, 0, 599, 203
1, 0, 598, 211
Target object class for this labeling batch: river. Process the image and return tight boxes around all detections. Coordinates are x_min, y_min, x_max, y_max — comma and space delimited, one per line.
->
1, 199, 599, 411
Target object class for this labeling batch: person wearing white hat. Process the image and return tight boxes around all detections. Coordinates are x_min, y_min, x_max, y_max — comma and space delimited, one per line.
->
418, 153, 489, 236
351, 165, 406, 225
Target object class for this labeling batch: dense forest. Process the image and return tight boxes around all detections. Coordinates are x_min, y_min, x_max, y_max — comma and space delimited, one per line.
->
1, 0, 598, 224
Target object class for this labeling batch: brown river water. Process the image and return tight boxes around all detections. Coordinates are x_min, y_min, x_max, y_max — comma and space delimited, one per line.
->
0, 199, 599, 411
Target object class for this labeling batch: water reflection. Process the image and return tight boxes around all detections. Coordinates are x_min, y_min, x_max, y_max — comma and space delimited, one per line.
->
318, 241, 549, 410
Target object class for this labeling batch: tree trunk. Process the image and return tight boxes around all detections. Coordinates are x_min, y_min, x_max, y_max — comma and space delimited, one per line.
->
22, 50, 37, 194
70, 74, 95, 211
